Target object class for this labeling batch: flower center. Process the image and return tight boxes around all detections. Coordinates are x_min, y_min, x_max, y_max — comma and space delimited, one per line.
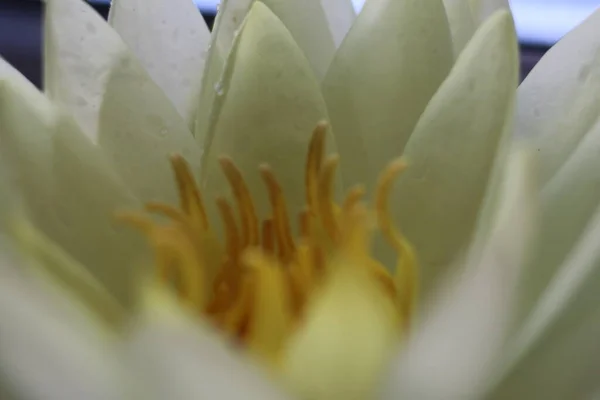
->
117, 122, 418, 364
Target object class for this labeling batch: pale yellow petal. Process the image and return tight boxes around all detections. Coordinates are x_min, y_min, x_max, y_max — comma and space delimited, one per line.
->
382, 148, 537, 400
321, 0, 453, 192
126, 286, 291, 400
516, 7, 600, 185
108, 0, 211, 127
281, 261, 398, 400
45, 0, 201, 205
389, 10, 518, 296
201, 2, 338, 230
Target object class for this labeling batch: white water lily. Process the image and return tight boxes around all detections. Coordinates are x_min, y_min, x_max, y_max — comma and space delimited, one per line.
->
0, 0, 598, 399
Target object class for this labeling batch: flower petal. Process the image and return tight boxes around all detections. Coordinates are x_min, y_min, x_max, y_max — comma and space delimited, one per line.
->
108, 0, 212, 127
515, 8, 600, 185
382, 148, 537, 400
0, 260, 130, 400
260, 0, 338, 80
321, 0, 453, 192
443, 0, 478, 56
319, 0, 356, 47
470, 0, 510, 23
201, 2, 338, 229
97, 57, 202, 205
50, 115, 149, 306
281, 261, 399, 399
126, 286, 291, 400
389, 10, 518, 296
210, 0, 338, 80
513, 116, 600, 332
45, 0, 201, 204
488, 197, 600, 399
0, 61, 147, 307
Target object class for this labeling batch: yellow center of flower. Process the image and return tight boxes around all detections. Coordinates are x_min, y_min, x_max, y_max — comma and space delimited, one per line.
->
117, 122, 418, 364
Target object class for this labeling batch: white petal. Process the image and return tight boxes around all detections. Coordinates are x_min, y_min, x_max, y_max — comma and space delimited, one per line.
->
487, 197, 600, 399
126, 287, 291, 400
108, 0, 211, 127
443, 0, 478, 56
0, 260, 130, 400
45, 0, 201, 204
515, 7, 600, 185
382, 148, 537, 400
0, 60, 147, 306
201, 2, 338, 229
511, 116, 600, 340
389, 10, 518, 296
320, 0, 356, 47
321, 0, 453, 193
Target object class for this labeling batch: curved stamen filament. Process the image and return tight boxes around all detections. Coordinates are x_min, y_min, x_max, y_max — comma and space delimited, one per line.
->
305, 122, 328, 211
216, 197, 241, 261
219, 157, 260, 247
317, 156, 341, 243
375, 158, 418, 324
170, 154, 209, 230
260, 165, 295, 262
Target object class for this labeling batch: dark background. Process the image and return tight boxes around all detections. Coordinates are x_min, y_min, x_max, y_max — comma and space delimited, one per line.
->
0, 0, 548, 89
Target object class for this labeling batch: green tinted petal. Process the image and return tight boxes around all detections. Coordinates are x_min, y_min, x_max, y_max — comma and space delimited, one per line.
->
322, 0, 453, 192
516, 8, 600, 185
201, 2, 337, 229
108, 0, 211, 127
390, 10, 518, 296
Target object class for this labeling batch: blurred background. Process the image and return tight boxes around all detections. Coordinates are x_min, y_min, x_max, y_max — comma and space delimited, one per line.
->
1, 0, 599, 88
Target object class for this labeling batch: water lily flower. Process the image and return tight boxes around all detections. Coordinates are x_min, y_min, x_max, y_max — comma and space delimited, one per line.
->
0, 0, 598, 399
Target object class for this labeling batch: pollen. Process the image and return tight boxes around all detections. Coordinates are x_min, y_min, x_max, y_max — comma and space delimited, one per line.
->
117, 121, 419, 365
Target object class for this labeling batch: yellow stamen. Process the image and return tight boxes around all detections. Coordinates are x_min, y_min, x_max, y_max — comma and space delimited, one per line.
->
317, 156, 341, 243
117, 120, 419, 367
170, 154, 209, 231
376, 159, 419, 325
305, 122, 327, 211
219, 157, 260, 247
260, 165, 296, 262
